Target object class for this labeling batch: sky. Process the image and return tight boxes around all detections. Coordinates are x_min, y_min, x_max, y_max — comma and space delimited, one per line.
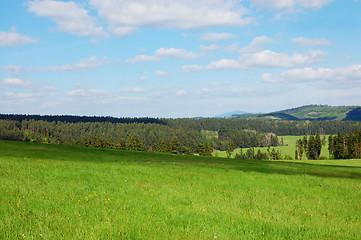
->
0, 0, 360, 118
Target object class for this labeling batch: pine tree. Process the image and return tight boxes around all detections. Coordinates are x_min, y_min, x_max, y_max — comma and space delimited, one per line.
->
314, 131, 322, 159
307, 135, 316, 159
226, 141, 234, 158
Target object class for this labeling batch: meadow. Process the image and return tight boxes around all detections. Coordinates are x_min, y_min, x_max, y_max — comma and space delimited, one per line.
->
214, 135, 329, 159
1, 140, 361, 239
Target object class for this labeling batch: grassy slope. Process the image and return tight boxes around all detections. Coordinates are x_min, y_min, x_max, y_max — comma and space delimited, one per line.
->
1, 140, 361, 239
282, 106, 354, 120
240, 105, 357, 121
214, 135, 329, 159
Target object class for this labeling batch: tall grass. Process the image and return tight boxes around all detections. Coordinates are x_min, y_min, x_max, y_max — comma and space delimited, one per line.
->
1, 140, 360, 239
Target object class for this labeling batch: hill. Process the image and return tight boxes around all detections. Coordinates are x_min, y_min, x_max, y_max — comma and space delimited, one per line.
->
214, 110, 252, 118
214, 110, 253, 118
1, 140, 361, 239
237, 105, 361, 121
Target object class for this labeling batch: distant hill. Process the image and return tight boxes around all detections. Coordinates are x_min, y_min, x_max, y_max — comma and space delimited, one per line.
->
236, 105, 361, 121
214, 110, 252, 118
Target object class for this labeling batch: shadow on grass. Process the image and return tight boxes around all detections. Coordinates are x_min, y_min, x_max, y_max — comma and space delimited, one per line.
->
2, 140, 361, 181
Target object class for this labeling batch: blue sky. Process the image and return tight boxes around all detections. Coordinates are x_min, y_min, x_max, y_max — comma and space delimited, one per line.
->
1, 0, 360, 118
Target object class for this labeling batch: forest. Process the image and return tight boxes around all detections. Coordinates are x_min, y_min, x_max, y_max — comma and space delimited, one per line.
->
0, 114, 361, 158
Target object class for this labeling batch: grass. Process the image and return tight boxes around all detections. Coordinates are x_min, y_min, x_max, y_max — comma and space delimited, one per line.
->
214, 135, 330, 159
1, 140, 361, 239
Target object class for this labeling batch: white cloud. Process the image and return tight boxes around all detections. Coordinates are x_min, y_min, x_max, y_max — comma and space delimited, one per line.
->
292, 37, 331, 47
249, 0, 334, 10
67, 89, 106, 97
1, 78, 32, 88
240, 49, 326, 68
120, 87, 146, 93
155, 48, 203, 59
90, 0, 251, 36
183, 49, 326, 72
156, 70, 169, 76
126, 48, 203, 63
225, 35, 275, 53
262, 65, 361, 83
241, 35, 275, 53
0, 78, 57, 92
207, 59, 243, 70
199, 44, 220, 52
3, 57, 106, 75
47, 56, 107, 71
27, 0, 106, 38
199, 32, 236, 41
4, 92, 43, 100
176, 89, 187, 96
181, 65, 204, 73
0, 28, 38, 46
125, 55, 159, 63
3, 65, 23, 75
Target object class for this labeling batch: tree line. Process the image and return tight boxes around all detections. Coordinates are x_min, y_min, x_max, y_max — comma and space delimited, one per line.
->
0, 119, 281, 155
2, 113, 361, 135
295, 132, 326, 160
295, 129, 361, 160
328, 130, 361, 159
1, 116, 360, 159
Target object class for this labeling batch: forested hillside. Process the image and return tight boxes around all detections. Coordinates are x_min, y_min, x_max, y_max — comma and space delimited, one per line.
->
1, 114, 361, 157
236, 105, 361, 121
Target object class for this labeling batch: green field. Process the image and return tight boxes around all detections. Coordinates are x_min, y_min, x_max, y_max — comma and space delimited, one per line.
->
1, 140, 361, 239
214, 135, 330, 159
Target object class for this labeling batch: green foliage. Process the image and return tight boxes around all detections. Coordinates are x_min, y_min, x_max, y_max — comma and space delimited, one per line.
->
329, 130, 361, 159
295, 133, 323, 160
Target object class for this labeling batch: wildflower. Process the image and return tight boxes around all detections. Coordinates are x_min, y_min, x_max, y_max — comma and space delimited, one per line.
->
202, 209, 206, 212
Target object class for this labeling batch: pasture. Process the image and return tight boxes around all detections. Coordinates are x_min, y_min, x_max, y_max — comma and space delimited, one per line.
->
214, 135, 330, 159
1, 140, 361, 239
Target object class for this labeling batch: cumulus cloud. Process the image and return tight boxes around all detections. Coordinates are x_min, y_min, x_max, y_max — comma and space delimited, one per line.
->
199, 44, 220, 52
176, 89, 187, 96
181, 65, 204, 73
0, 78, 32, 88
126, 48, 203, 63
207, 59, 243, 70
125, 55, 159, 63
249, 0, 334, 10
0, 28, 38, 46
182, 49, 326, 73
27, 0, 106, 38
90, 0, 251, 36
0, 78, 57, 92
225, 35, 275, 53
156, 70, 169, 76
67, 89, 106, 97
120, 87, 146, 93
241, 36, 275, 53
199, 32, 236, 41
3, 65, 23, 75
155, 48, 202, 59
292, 37, 331, 47
3, 57, 106, 75
47, 56, 107, 71
239, 49, 326, 68
263, 65, 361, 84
